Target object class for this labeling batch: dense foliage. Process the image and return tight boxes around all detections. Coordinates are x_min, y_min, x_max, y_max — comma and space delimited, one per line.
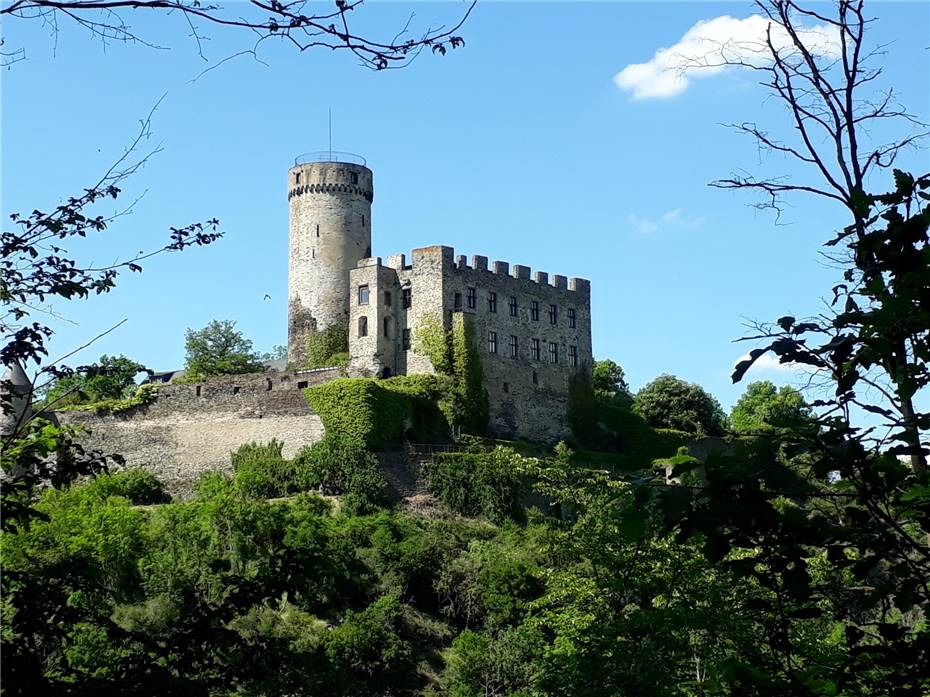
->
633, 374, 728, 436
41, 354, 146, 409
302, 324, 350, 370
183, 319, 263, 379
729, 380, 815, 434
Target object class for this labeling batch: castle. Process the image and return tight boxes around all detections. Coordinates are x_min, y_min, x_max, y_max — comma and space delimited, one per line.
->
286, 153, 593, 441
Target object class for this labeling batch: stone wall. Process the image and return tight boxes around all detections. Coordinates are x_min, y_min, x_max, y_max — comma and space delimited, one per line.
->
57, 368, 339, 498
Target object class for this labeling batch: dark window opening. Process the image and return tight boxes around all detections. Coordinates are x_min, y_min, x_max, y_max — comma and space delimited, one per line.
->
488, 331, 498, 354
402, 328, 411, 350
532, 370, 539, 385
569, 345, 578, 367
568, 308, 576, 328
503, 382, 510, 393
195, 385, 201, 397
549, 342, 558, 364
266, 378, 273, 391
467, 287, 477, 310
384, 291, 392, 306
509, 296, 518, 317
382, 367, 393, 378
383, 316, 392, 338
509, 334, 518, 358
549, 304, 558, 325
295, 172, 301, 184
233, 386, 241, 395
454, 292, 462, 310
351, 172, 359, 185
358, 284, 370, 305
531, 338, 540, 361
402, 288, 412, 309
316, 224, 320, 238
358, 316, 368, 337
488, 292, 497, 313
531, 301, 539, 321
297, 380, 308, 389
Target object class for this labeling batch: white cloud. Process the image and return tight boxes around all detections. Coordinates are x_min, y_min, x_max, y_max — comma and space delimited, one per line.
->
628, 208, 705, 234
734, 352, 809, 376
614, 14, 840, 99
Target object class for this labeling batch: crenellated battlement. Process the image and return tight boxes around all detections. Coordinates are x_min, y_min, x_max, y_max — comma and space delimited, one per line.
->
383, 245, 591, 295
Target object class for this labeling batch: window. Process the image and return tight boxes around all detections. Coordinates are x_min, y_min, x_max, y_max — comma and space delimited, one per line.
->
531, 301, 539, 321
549, 304, 558, 325
358, 284, 369, 305
488, 292, 497, 313
488, 331, 498, 354
509, 334, 518, 358
266, 378, 273, 391
383, 317, 392, 338
316, 223, 320, 238
454, 292, 462, 310
195, 385, 201, 397
402, 288, 412, 309
549, 342, 558, 364
358, 316, 368, 337
569, 345, 578, 367
568, 308, 576, 328
233, 386, 241, 395
532, 370, 539, 385
351, 172, 359, 184
467, 287, 477, 309
295, 172, 301, 184
384, 291, 392, 306
531, 338, 540, 361
509, 296, 518, 317
297, 381, 308, 389
402, 328, 411, 350
503, 382, 510, 393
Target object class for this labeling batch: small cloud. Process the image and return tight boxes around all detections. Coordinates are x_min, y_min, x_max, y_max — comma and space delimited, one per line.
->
628, 209, 705, 234
734, 352, 810, 376
614, 14, 840, 100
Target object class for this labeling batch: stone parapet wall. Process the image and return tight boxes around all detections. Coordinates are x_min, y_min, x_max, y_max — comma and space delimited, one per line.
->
57, 368, 340, 498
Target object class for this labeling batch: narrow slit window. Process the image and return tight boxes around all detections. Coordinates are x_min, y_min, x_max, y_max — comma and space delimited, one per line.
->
402, 288, 412, 309
351, 172, 359, 185
383, 316, 392, 338
531, 301, 539, 321
295, 172, 301, 184
532, 370, 539, 385
454, 292, 462, 310
358, 316, 368, 337
568, 308, 576, 328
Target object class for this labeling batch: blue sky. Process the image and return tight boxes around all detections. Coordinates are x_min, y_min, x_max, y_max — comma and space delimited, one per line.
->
3, 1, 928, 410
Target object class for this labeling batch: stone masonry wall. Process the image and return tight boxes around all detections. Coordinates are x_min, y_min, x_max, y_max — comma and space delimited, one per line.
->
57, 368, 339, 498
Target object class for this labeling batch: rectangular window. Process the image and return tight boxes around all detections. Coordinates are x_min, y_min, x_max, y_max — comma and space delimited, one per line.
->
358, 284, 370, 305
503, 382, 510, 393
531, 338, 540, 361
467, 287, 477, 310
402, 328, 411, 350
509, 296, 518, 317
454, 292, 462, 310
383, 317, 391, 338
568, 308, 576, 328
384, 291, 392, 306
488, 292, 497, 313
509, 335, 518, 358
358, 316, 368, 337
532, 370, 539, 385
549, 304, 558, 325
402, 288, 412, 309
549, 342, 558, 363
531, 301, 539, 321
488, 331, 498, 354
569, 345, 578, 367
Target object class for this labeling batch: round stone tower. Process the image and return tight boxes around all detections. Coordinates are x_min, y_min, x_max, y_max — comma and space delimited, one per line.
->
287, 153, 373, 366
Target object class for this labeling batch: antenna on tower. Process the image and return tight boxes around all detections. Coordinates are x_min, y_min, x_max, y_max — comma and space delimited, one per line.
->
328, 108, 332, 161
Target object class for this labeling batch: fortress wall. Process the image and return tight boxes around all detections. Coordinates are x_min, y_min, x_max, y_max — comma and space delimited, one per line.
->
57, 369, 339, 498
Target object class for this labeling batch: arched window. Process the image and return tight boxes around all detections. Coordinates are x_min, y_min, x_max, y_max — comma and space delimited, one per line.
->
358, 316, 368, 337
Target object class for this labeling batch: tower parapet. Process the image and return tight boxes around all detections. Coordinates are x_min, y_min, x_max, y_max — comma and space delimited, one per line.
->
287, 154, 373, 366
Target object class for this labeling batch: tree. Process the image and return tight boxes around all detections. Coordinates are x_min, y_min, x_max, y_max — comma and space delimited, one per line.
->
1, 0, 473, 70
43, 354, 147, 407
729, 380, 815, 433
592, 358, 632, 406
183, 319, 263, 379
632, 374, 727, 435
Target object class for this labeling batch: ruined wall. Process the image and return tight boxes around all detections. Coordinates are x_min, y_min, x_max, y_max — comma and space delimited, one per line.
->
57, 368, 339, 498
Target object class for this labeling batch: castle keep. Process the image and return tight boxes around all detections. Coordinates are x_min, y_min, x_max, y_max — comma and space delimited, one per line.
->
287, 154, 593, 441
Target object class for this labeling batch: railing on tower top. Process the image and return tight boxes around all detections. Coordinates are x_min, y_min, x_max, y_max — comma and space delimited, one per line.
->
294, 151, 367, 166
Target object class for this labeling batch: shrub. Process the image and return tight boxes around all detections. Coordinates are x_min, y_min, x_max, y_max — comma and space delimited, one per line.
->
89, 469, 170, 504
424, 446, 526, 523
304, 324, 349, 369
231, 440, 299, 498
293, 435, 389, 513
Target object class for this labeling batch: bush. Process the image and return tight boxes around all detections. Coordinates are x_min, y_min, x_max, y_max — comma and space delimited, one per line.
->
231, 440, 299, 498
293, 435, 389, 513
304, 324, 350, 369
424, 446, 526, 523
89, 469, 170, 504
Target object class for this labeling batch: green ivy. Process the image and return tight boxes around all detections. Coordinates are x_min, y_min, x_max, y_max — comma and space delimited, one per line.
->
56, 384, 159, 415
304, 375, 451, 450
450, 316, 489, 435
413, 315, 452, 374
303, 324, 349, 370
